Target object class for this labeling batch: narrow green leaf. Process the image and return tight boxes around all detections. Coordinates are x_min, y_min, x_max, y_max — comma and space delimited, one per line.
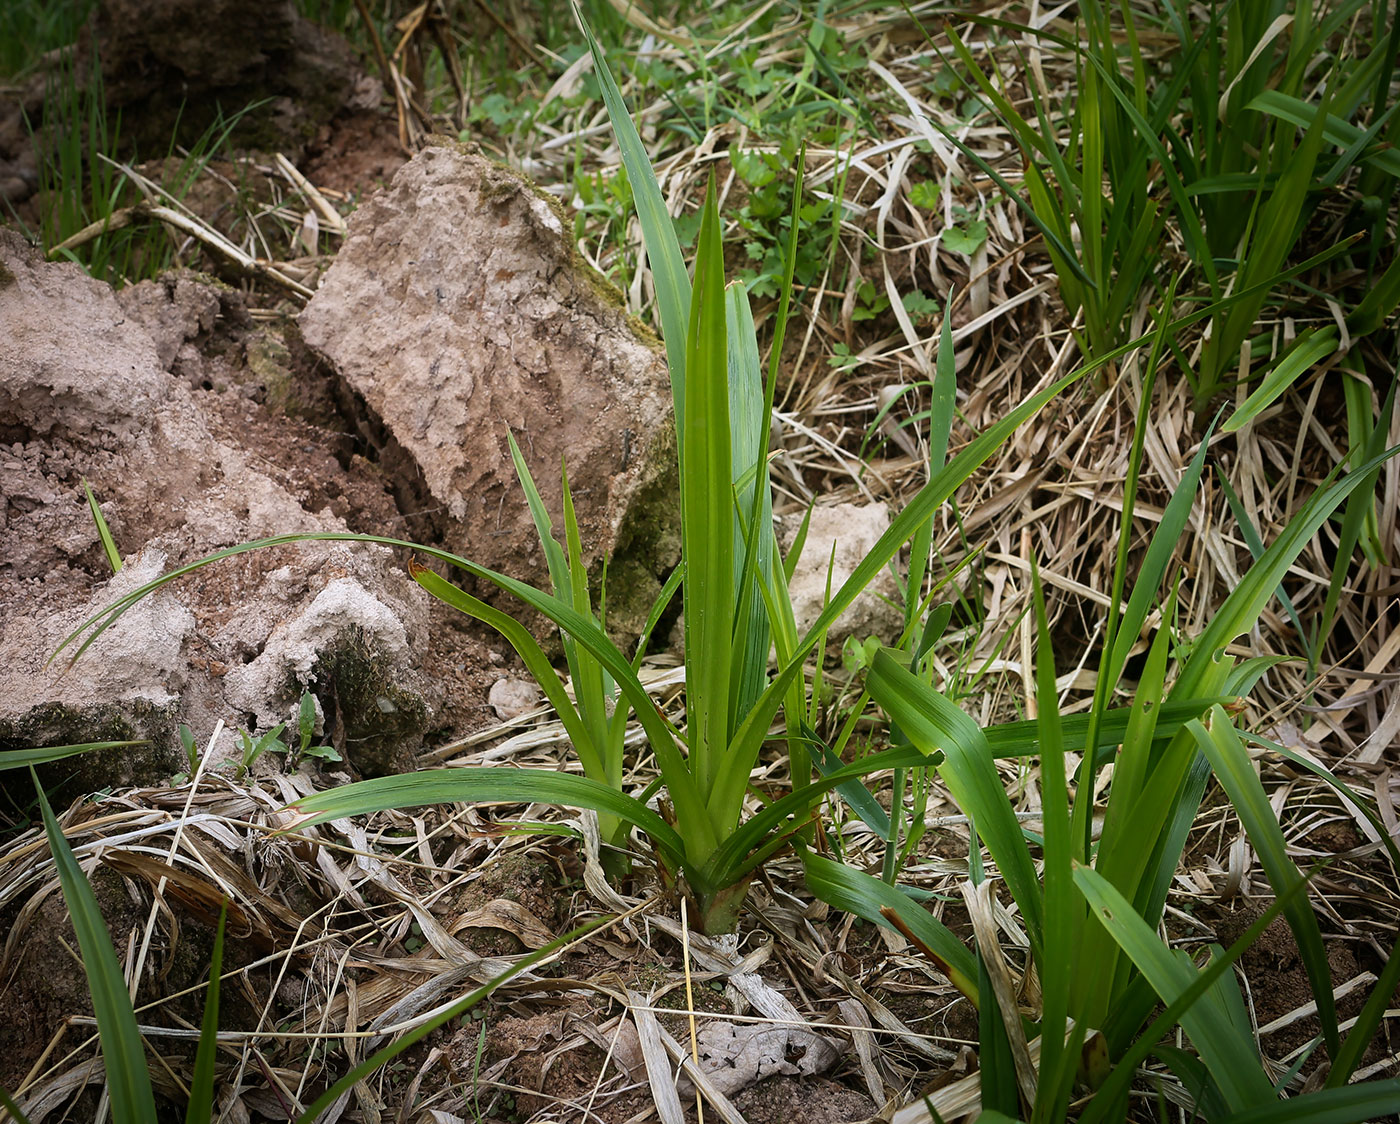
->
1248, 90, 1400, 178
1189, 709, 1339, 1055
577, 9, 690, 403
412, 566, 609, 787
185, 902, 226, 1124
1218, 1082, 1400, 1124
1, 741, 146, 771
285, 768, 688, 874
294, 913, 617, 1124
1031, 557, 1076, 1124
1175, 444, 1400, 700
867, 649, 1044, 962
0, 1086, 33, 1124
1216, 469, 1306, 645
1223, 328, 1339, 432
33, 769, 156, 1124
83, 477, 122, 574
800, 849, 979, 1003
1079, 859, 1324, 1124
1073, 864, 1276, 1111
683, 177, 734, 810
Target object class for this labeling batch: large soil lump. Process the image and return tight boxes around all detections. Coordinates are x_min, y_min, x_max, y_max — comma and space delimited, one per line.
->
92, 0, 361, 155
298, 142, 679, 639
0, 232, 431, 790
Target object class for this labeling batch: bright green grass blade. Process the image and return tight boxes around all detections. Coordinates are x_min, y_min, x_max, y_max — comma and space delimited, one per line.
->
412, 565, 608, 786
1078, 861, 1324, 1124
1073, 864, 1276, 1112
0, 1086, 33, 1124
1030, 559, 1076, 1124
506, 433, 571, 599
53, 529, 720, 861
929, 302, 956, 471
683, 178, 734, 808
1218, 1082, 1400, 1124
701, 743, 927, 887
284, 768, 687, 875
1223, 327, 1339, 433
1241, 730, 1400, 871
1347, 248, 1400, 335
1248, 90, 1400, 178
83, 477, 122, 574
1, 741, 146, 770
725, 280, 774, 728
1320, 376, 1397, 650
1189, 709, 1339, 1055
578, 9, 690, 405
33, 769, 156, 1124
560, 461, 611, 756
294, 913, 616, 1124
1105, 406, 1211, 690
985, 697, 1231, 762
977, 944, 1020, 1117
867, 648, 1044, 964
1174, 444, 1400, 700
800, 849, 978, 1003
1202, 89, 1333, 395
185, 902, 225, 1124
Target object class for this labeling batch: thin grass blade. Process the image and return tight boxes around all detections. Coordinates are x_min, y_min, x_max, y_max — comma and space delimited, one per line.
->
800, 849, 979, 1003
283, 768, 687, 873
1188, 708, 1339, 1055
185, 901, 226, 1124
867, 648, 1044, 962
33, 768, 156, 1124
1073, 864, 1276, 1111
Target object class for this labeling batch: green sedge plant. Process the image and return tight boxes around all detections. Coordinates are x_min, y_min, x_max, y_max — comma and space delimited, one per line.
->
929, 0, 1400, 408
56, 12, 1083, 933
811, 307, 1400, 1118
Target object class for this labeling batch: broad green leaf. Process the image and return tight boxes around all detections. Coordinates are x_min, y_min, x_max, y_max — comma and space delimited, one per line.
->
867, 648, 1045, 962
1078, 860, 1325, 1124
34, 769, 156, 1124
800, 849, 978, 1003
1223, 327, 1339, 433
1219, 1082, 1400, 1124
1175, 445, 1400, 701
1074, 865, 1275, 1111
683, 179, 734, 809
1189, 709, 1339, 1055
284, 768, 688, 876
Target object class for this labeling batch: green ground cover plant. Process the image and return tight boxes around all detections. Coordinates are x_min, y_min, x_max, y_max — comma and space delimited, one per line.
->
810, 335, 1400, 1117
926, 0, 1399, 409
17, 4, 1399, 1119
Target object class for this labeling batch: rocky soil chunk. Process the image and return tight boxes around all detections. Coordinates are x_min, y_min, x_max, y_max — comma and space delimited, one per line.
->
0, 231, 432, 791
299, 141, 679, 641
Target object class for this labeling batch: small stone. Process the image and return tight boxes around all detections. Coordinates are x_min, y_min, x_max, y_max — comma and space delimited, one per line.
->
488, 677, 541, 721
